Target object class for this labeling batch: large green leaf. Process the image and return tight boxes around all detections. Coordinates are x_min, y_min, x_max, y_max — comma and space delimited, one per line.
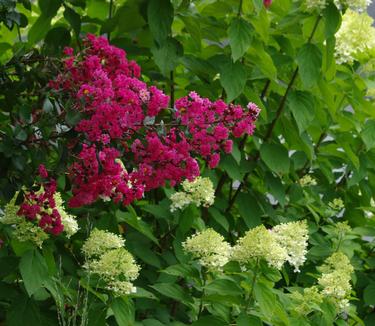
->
110, 297, 135, 326
297, 43, 322, 88
151, 37, 182, 75
288, 90, 315, 133
19, 249, 49, 297
150, 283, 194, 306
228, 17, 253, 62
260, 143, 290, 174
361, 120, 375, 150
148, 0, 173, 45
364, 282, 375, 306
220, 60, 247, 102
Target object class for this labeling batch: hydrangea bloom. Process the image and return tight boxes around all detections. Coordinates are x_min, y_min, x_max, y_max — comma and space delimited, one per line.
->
272, 220, 309, 272
232, 225, 288, 270
182, 229, 231, 270
335, 10, 375, 64
81, 228, 125, 257
50, 34, 259, 208
170, 177, 215, 212
318, 252, 354, 312
290, 286, 324, 315
82, 229, 139, 296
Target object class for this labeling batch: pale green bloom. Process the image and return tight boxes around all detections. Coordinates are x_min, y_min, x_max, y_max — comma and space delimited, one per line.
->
0, 191, 21, 225
54, 193, 79, 238
106, 280, 137, 297
335, 10, 375, 64
272, 220, 309, 272
170, 177, 215, 212
81, 228, 125, 258
183, 228, 231, 270
232, 225, 288, 270
0, 192, 48, 247
334, 0, 371, 12
290, 286, 324, 315
299, 175, 317, 187
82, 229, 140, 296
328, 198, 345, 210
305, 0, 327, 11
13, 220, 49, 248
86, 248, 140, 282
318, 252, 354, 312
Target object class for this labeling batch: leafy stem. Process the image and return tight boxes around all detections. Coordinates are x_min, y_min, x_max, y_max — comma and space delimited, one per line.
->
197, 268, 207, 319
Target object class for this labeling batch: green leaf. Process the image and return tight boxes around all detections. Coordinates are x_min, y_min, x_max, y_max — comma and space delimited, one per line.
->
205, 279, 243, 297
116, 210, 159, 245
219, 154, 242, 180
110, 297, 135, 326
28, 15, 52, 44
323, 3, 341, 38
296, 43, 322, 88
228, 17, 253, 62
288, 91, 315, 133
237, 313, 262, 326
253, 282, 277, 319
19, 249, 49, 297
7, 294, 48, 326
148, 0, 173, 45
260, 143, 290, 174
220, 60, 247, 102
64, 6, 81, 36
150, 283, 194, 306
364, 282, 375, 306
151, 38, 182, 75
236, 192, 262, 228
208, 207, 229, 231
361, 120, 375, 150
192, 316, 227, 326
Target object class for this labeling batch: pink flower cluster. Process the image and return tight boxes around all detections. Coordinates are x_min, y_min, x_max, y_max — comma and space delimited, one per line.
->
175, 92, 260, 168
18, 165, 64, 235
50, 34, 259, 208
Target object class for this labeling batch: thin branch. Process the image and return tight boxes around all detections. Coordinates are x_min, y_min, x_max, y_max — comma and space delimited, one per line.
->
226, 15, 322, 212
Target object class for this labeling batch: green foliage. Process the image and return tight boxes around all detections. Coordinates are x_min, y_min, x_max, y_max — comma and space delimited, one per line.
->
1, 0, 375, 325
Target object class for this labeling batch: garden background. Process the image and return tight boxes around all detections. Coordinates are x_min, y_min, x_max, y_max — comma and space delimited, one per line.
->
0, 0, 375, 325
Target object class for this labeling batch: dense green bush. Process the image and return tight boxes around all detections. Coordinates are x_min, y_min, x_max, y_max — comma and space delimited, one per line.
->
1, 0, 375, 325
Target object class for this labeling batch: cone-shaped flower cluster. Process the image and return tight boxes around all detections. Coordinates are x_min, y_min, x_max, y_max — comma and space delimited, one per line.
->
170, 177, 215, 212
50, 34, 259, 208
82, 229, 140, 296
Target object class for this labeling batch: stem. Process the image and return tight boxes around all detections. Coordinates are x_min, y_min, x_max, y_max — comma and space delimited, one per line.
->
197, 270, 207, 319
245, 259, 260, 311
16, 25, 22, 42
226, 15, 322, 213
170, 70, 175, 107
237, 0, 243, 16
107, 0, 114, 41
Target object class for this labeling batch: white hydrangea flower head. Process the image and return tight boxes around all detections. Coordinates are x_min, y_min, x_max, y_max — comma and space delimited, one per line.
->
299, 175, 317, 187
106, 280, 137, 297
272, 220, 309, 272
54, 193, 79, 238
182, 228, 231, 270
81, 228, 125, 258
335, 10, 375, 64
170, 192, 193, 212
318, 252, 354, 312
170, 177, 215, 212
232, 225, 288, 270
86, 248, 140, 282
